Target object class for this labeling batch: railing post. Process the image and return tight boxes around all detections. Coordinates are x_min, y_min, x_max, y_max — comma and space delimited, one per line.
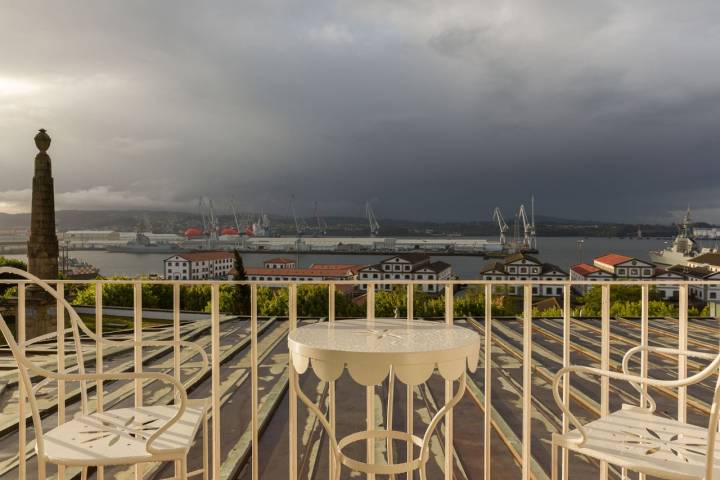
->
133, 282, 144, 480
289, 283, 298, 480
211, 283, 221, 480
251, 284, 259, 480
561, 284, 570, 480
17, 283, 25, 480
366, 283, 376, 480
328, 283, 336, 480
522, 284, 532, 480
56, 282, 67, 480
600, 284, 610, 480
484, 283, 492, 480
406, 283, 414, 480
678, 284, 688, 424
173, 283, 181, 403
95, 282, 104, 480
444, 282, 454, 479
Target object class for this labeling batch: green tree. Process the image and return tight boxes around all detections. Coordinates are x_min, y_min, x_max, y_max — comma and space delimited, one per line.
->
230, 250, 250, 315
0, 256, 27, 298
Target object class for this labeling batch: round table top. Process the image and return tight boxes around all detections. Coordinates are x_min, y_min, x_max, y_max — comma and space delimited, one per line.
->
288, 318, 480, 386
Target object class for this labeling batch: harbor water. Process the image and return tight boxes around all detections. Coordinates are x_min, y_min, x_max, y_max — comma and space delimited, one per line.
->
7, 236, 715, 279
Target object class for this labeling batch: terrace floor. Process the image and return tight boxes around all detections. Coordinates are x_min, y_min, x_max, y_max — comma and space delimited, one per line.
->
1, 315, 718, 479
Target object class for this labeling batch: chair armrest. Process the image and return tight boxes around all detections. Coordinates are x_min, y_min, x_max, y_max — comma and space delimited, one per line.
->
552, 357, 720, 447
620, 346, 719, 412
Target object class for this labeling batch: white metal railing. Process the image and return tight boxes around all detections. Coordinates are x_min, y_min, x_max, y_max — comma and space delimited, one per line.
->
0, 278, 718, 480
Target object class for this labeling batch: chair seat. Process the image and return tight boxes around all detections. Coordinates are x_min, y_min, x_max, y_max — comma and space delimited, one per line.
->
43, 404, 205, 466
554, 404, 720, 480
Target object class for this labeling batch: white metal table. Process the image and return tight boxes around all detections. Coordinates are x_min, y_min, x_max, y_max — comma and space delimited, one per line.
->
288, 318, 480, 479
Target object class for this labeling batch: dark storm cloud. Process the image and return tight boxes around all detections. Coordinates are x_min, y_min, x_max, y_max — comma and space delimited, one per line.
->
1, 0, 719, 222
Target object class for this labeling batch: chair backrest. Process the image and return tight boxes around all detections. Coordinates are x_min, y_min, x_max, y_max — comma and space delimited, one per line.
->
0, 267, 99, 460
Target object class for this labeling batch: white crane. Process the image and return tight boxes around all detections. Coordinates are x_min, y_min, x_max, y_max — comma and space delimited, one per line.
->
229, 198, 243, 234
492, 207, 509, 245
518, 203, 537, 251
314, 201, 328, 236
366, 202, 380, 237
198, 197, 219, 246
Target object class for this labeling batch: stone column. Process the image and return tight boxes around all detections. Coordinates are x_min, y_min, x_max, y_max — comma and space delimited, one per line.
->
25, 128, 59, 338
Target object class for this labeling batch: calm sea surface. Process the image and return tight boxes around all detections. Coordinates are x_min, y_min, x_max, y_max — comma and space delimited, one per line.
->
7, 237, 718, 279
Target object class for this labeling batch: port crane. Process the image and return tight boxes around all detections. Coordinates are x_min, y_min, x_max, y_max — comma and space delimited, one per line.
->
314, 201, 328, 236
290, 195, 309, 236
366, 202, 380, 237
517, 201, 537, 251
198, 197, 219, 245
492, 207, 509, 246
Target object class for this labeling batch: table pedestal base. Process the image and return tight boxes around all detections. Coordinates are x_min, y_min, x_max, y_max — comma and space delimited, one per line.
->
290, 368, 467, 480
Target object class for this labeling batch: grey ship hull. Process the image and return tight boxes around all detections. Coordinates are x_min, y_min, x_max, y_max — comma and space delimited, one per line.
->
648, 249, 693, 266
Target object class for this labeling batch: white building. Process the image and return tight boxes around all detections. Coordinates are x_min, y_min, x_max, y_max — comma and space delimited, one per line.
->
479, 253, 568, 297
164, 251, 235, 280
358, 254, 452, 293
593, 253, 654, 279
262, 257, 297, 269
687, 253, 720, 273
569, 263, 615, 294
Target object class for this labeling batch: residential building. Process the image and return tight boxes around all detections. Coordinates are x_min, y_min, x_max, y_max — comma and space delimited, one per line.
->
357, 254, 452, 293
593, 253, 654, 278
667, 264, 720, 313
245, 264, 362, 283
263, 257, 297, 269
164, 251, 234, 280
479, 253, 568, 296
569, 263, 614, 294
687, 252, 720, 273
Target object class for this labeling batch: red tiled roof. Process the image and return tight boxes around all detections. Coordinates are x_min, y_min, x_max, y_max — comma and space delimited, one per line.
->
594, 253, 633, 266
264, 257, 295, 264
246, 267, 355, 278
309, 263, 364, 270
174, 251, 234, 261
571, 263, 600, 275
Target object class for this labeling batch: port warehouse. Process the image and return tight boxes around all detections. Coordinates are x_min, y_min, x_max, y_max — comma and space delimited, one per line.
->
1, 279, 720, 479
58, 231, 505, 253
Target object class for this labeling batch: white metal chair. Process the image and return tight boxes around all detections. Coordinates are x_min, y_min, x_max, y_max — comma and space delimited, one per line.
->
551, 345, 720, 479
0, 267, 210, 480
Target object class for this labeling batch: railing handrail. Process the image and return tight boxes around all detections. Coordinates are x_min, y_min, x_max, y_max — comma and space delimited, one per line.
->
1, 278, 720, 286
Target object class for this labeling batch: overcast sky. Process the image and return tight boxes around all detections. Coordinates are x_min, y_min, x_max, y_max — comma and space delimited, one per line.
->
1, 1, 719, 223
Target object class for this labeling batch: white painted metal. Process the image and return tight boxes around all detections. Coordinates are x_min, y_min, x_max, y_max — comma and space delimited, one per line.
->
444, 283, 454, 480
211, 283, 221, 480
328, 283, 337, 480
552, 345, 720, 479
173, 283, 181, 403
288, 317, 479, 479
94, 282, 104, 480
366, 283, 376, 480
3, 274, 718, 480
56, 282, 67, 480
561, 285, 570, 480
133, 282, 143, 480
251, 284, 259, 480
289, 283, 298, 480
600, 284, 610, 480
406, 283, 414, 480
0, 268, 209, 480
484, 283, 492, 480
522, 284, 532, 480
17, 283, 26, 480
678, 284, 688, 425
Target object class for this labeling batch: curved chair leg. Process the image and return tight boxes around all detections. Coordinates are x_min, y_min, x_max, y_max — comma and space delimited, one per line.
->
81, 466, 88, 480
551, 442, 558, 480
